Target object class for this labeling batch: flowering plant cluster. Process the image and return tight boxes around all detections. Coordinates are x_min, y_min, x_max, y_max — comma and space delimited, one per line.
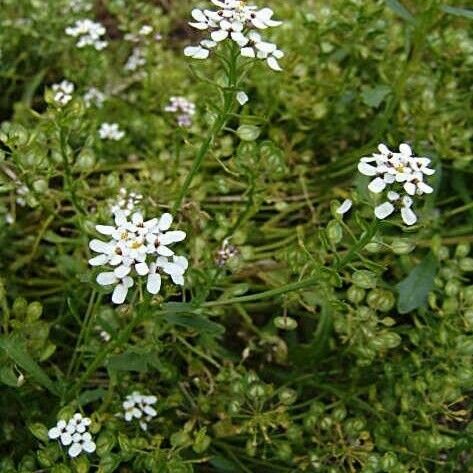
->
52, 80, 74, 106
65, 19, 108, 50
358, 143, 436, 225
122, 392, 158, 431
89, 209, 188, 304
98, 122, 125, 141
48, 414, 96, 458
165, 96, 196, 127
184, 0, 284, 71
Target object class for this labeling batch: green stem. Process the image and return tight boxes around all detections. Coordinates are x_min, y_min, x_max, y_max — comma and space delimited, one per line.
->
172, 45, 239, 213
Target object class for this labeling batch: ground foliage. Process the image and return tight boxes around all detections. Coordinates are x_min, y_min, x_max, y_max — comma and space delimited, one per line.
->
0, 0, 473, 472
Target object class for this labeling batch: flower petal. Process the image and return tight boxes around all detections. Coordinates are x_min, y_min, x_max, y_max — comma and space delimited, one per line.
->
68, 443, 82, 458
368, 177, 386, 193
147, 273, 162, 295
96, 272, 118, 286
374, 202, 395, 220
112, 283, 129, 305
401, 206, 417, 226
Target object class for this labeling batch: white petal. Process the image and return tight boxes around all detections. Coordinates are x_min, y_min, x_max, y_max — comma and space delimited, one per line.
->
48, 427, 61, 439
68, 443, 82, 458
240, 47, 256, 58
96, 272, 118, 286
368, 177, 386, 193
378, 144, 390, 155
170, 273, 185, 286
267, 56, 282, 71
256, 41, 277, 54
173, 256, 189, 271
191, 8, 207, 22
336, 199, 353, 215
358, 162, 378, 176
417, 182, 433, 194
60, 432, 72, 446
135, 262, 149, 276
158, 213, 173, 231
211, 29, 229, 42
404, 182, 416, 196
114, 264, 131, 278
83, 440, 96, 453
157, 245, 174, 257
184, 46, 209, 59
401, 207, 417, 226
399, 143, 412, 156
143, 405, 157, 417
112, 283, 129, 304
159, 231, 186, 245
236, 91, 249, 105
387, 191, 400, 201
147, 273, 162, 295
89, 254, 108, 266
374, 202, 395, 220
89, 239, 111, 254
96, 225, 115, 235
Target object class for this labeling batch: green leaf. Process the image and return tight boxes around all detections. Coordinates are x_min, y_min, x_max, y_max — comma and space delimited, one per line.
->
78, 388, 106, 406
0, 335, 59, 395
396, 253, 437, 314
441, 5, 473, 19
385, 0, 415, 22
163, 313, 225, 336
361, 85, 391, 108
107, 351, 149, 373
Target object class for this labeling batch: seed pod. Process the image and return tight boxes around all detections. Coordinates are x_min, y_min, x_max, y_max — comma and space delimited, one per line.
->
278, 388, 297, 405
366, 288, 395, 312
274, 316, 298, 330
347, 285, 365, 304
391, 239, 415, 255
459, 257, 473, 272
248, 383, 266, 399
327, 220, 343, 244
275, 442, 293, 462
26, 301, 43, 322
455, 243, 470, 258
352, 270, 377, 289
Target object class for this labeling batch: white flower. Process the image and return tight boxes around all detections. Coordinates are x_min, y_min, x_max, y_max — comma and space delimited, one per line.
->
236, 91, 249, 105
185, 1, 283, 70
109, 188, 143, 217
83, 87, 106, 108
89, 210, 188, 304
99, 123, 125, 141
336, 199, 353, 215
66, 19, 108, 51
49, 413, 95, 458
165, 96, 196, 127
125, 47, 146, 71
52, 80, 74, 106
374, 191, 417, 226
122, 392, 157, 431
68, 432, 96, 458
139, 25, 153, 36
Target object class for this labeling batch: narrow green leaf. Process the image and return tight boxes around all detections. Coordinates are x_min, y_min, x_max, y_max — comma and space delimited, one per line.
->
78, 388, 106, 406
0, 336, 59, 395
385, 0, 415, 22
396, 253, 437, 314
107, 351, 149, 373
441, 5, 473, 19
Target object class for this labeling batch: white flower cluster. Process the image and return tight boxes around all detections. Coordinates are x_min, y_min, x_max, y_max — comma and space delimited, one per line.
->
122, 392, 157, 431
165, 96, 196, 128
52, 80, 74, 106
66, 19, 108, 50
124, 24, 154, 43
68, 0, 92, 13
89, 210, 188, 304
125, 47, 146, 72
358, 143, 435, 226
84, 87, 106, 108
109, 188, 143, 217
48, 413, 96, 458
99, 123, 125, 141
184, 0, 284, 71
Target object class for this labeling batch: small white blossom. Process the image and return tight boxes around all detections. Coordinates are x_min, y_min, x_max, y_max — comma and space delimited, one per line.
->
165, 96, 196, 127
66, 19, 108, 50
122, 391, 158, 431
83, 87, 106, 108
236, 91, 249, 105
374, 191, 417, 226
68, 0, 92, 13
336, 199, 353, 215
48, 413, 95, 458
139, 25, 153, 36
99, 123, 125, 141
125, 47, 146, 71
185, 1, 283, 71
52, 80, 74, 106
89, 210, 188, 304
109, 188, 143, 217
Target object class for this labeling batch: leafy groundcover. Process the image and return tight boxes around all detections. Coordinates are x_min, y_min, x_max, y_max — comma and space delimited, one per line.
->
0, 0, 472, 472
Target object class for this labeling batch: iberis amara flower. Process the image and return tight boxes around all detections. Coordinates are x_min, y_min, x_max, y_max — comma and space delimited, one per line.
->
184, 0, 284, 71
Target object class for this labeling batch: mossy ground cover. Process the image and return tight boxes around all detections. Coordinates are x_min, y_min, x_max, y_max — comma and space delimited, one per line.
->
0, 1, 472, 472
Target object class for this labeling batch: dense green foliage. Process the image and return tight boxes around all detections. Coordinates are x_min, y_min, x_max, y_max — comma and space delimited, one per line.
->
0, 0, 472, 472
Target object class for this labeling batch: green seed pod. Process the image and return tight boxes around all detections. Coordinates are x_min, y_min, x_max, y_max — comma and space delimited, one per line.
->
320, 416, 333, 430
286, 425, 303, 443
352, 270, 377, 289
327, 220, 343, 244
37, 445, 60, 468
455, 243, 470, 258
51, 466, 72, 473
72, 456, 90, 473
459, 257, 473, 272
248, 383, 266, 399
76, 149, 96, 170
464, 309, 473, 330
274, 442, 293, 462
274, 316, 298, 330
309, 401, 325, 417
278, 388, 298, 405
32, 179, 48, 193
381, 452, 398, 469
347, 285, 365, 304
26, 301, 43, 322
18, 454, 37, 472
28, 423, 49, 442
170, 431, 191, 448
303, 413, 318, 431
0, 457, 15, 473
228, 400, 241, 415
366, 288, 395, 312
236, 124, 261, 142
13, 297, 28, 319
370, 332, 401, 350
437, 246, 450, 261
464, 286, 473, 305
445, 280, 461, 297
390, 239, 415, 255
95, 431, 116, 456
193, 430, 211, 454
332, 406, 347, 422
245, 439, 257, 457
442, 297, 458, 314
308, 452, 322, 470
365, 241, 384, 254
